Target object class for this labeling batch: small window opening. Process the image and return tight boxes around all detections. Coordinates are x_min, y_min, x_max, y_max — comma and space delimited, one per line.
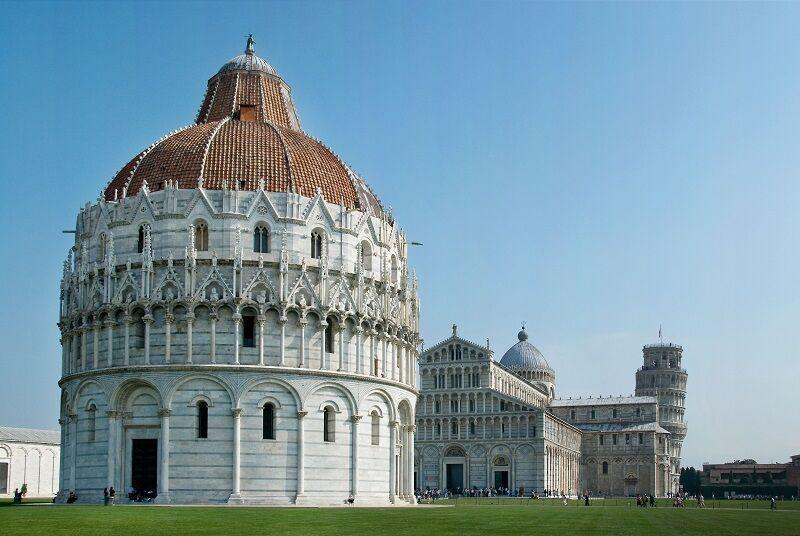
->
195, 221, 209, 252
254, 225, 269, 253
323, 406, 335, 442
242, 314, 256, 348
87, 404, 96, 442
324, 318, 336, 354
263, 403, 275, 440
197, 401, 209, 438
371, 412, 380, 446
311, 230, 324, 259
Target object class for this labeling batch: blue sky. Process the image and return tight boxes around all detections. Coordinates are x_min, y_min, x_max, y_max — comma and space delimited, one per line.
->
1, 1, 798, 468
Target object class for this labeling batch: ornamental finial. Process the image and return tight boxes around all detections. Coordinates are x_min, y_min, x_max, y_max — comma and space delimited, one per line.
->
245, 34, 256, 55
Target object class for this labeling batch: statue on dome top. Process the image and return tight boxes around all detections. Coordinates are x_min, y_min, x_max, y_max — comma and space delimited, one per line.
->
245, 34, 256, 55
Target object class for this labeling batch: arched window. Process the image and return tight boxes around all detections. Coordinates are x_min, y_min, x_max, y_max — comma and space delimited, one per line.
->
242, 310, 256, 348
197, 401, 209, 438
87, 404, 96, 442
195, 221, 209, 252
132, 311, 145, 348
137, 225, 146, 253
254, 225, 269, 253
262, 403, 275, 440
323, 406, 335, 442
602, 461, 609, 474
98, 233, 106, 261
371, 411, 380, 446
360, 241, 373, 271
311, 230, 324, 259
324, 317, 336, 354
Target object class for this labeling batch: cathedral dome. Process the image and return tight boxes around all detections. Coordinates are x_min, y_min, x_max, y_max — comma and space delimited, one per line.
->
217, 53, 277, 76
500, 327, 553, 374
103, 37, 386, 218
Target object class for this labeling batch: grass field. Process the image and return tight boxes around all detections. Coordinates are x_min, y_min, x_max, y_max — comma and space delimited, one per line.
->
1, 501, 799, 535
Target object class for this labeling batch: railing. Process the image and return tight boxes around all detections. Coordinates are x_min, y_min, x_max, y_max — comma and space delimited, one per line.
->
643, 343, 683, 350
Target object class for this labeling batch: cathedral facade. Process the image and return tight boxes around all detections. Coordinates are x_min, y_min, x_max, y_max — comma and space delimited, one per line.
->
56, 39, 419, 505
415, 326, 687, 497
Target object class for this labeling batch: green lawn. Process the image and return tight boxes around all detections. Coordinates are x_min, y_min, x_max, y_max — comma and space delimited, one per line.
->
1, 503, 798, 535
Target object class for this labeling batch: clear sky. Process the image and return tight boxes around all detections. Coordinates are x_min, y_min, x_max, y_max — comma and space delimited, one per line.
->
0, 1, 798, 468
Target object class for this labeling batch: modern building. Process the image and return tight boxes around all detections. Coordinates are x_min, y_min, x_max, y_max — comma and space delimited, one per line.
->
56, 37, 420, 505
700, 455, 800, 497
0, 427, 60, 498
415, 326, 687, 497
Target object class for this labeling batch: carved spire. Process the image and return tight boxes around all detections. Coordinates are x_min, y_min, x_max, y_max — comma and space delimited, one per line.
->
280, 228, 289, 274
105, 232, 115, 270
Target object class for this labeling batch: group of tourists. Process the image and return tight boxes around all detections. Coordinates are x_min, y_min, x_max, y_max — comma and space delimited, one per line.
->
127, 486, 156, 502
635, 494, 657, 507
102, 487, 116, 505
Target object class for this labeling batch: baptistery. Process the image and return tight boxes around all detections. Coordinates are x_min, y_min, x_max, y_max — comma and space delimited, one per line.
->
57, 37, 420, 505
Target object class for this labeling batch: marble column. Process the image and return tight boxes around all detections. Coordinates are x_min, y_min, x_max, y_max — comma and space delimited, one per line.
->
80, 326, 87, 371
296, 410, 307, 501
355, 327, 362, 374
407, 425, 416, 499
258, 316, 265, 365
143, 315, 152, 365
369, 331, 376, 375
351, 415, 361, 496
380, 335, 387, 377
299, 319, 307, 367
92, 323, 99, 369
186, 315, 194, 364
69, 413, 77, 491
398, 344, 404, 383
164, 314, 173, 364
337, 324, 345, 371
105, 321, 114, 367
233, 315, 241, 365
123, 318, 130, 366
319, 321, 327, 370
279, 316, 287, 366
390, 338, 397, 381
106, 411, 117, 489
157, 409, 171, 503
229, 408, 243, 503
210, 313, 217, 364
389, 421, 397, 502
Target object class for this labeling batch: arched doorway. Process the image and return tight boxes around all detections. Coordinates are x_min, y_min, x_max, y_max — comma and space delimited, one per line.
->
443, 446, 466, 493
493, 456, 510, 489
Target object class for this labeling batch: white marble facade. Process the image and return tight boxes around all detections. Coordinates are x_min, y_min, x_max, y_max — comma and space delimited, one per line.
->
58, 183, 420, 505
415, 328, 686, 497
0, 428, 60, 498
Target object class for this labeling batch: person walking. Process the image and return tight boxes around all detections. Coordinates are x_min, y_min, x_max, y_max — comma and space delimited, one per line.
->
770, 497, 776, 511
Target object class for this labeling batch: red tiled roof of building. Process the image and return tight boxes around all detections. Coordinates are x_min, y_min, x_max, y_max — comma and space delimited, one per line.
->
103, 42, 385, 218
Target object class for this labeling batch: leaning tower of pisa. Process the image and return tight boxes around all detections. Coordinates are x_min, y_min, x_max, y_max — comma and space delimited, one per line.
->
634, 342, 687, 494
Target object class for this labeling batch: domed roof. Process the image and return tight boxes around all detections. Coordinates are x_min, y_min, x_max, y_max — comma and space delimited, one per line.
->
102, 37, 386, 219
217, 34, 277, 76
499, 327, 553, 373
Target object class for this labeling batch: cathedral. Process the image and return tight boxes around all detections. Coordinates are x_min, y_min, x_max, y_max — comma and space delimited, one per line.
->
55, 38, 687, 504
56, 38, 419, 505
414, 326, 687, 497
